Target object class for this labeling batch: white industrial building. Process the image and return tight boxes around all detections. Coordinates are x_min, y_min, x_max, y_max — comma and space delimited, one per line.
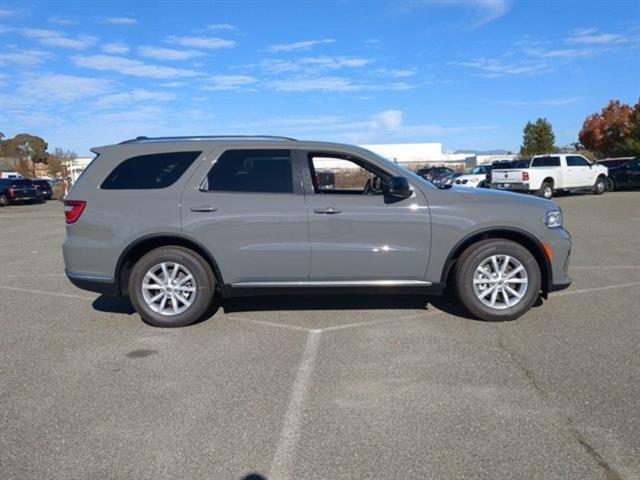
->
361, 143, 517, 169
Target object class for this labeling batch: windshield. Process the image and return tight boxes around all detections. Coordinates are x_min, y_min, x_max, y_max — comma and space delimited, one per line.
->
599, 159, 628, 168
360, 148, 434, 186
466, 166, 489, 174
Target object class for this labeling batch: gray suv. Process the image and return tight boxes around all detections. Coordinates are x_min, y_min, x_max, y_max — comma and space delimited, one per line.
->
63, 136, 571, 327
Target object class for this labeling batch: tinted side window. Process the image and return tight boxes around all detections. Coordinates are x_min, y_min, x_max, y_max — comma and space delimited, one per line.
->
101, 151, 200, 190
567, 156, 590, 167
205, 149, 293, 194
532, 157, 560, 167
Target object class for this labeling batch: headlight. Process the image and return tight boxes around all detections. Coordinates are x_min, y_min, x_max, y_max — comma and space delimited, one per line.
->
545, 210, 563, 228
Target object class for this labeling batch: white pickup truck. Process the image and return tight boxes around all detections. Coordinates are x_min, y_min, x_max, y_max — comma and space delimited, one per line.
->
490, 154, 609, 199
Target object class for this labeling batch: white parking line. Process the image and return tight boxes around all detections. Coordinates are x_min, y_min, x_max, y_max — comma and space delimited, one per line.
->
1, 274, 66, 278
553, 281, 640, 297
225, 314, 311, 332
270, 330, 321, 480
572, 265, 640, 269
321, 309, 441, 332
0, 285, 94, 301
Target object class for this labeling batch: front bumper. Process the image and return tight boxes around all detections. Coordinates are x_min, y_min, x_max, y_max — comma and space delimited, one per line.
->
543, 228, 572, 292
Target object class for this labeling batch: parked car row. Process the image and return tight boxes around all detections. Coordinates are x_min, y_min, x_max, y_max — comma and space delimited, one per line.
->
0, 178, 53, 207
416, 156, 639, 199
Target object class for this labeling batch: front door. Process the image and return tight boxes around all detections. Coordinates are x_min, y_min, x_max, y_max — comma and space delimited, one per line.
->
181, 148, 310, 285
566, 155, 593, 187
303, 151, 430, 282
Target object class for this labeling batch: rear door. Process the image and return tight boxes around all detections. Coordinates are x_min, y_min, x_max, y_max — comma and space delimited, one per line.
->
11, 180, 38, 200
181, 148, 310, 285
301, 150, 430, 282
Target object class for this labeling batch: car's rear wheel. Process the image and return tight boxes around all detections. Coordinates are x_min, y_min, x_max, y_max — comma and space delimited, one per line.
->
454, 239, 541, 321
129, 246, 215, 327
593, 176, 607, 195
537, 181, 553, 199
607, 177, 616, 191
0, 195, 8, 207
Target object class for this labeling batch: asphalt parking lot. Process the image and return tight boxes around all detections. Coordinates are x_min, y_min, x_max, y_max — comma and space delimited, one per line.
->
1, 193, 639, 480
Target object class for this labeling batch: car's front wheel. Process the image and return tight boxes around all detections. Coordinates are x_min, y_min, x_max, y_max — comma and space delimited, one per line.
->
0, 195, 8, 207
454, 239, 541, 321
129, 246, 216, 327
593, 176, 607, 195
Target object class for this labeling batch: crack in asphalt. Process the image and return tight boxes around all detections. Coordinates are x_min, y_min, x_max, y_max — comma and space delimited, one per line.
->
495, 334, 624, 480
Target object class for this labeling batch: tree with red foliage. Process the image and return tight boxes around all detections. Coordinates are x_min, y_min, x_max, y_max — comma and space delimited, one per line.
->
578, 99, 640, 157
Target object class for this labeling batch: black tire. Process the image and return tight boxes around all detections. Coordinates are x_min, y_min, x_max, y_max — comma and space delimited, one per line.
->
454, 239, 541, 321
537, 181, 553, 199
607, 177, 616, 191
593, 176, 607, 195
0, 195, 8, 207
128, 246, 216, 327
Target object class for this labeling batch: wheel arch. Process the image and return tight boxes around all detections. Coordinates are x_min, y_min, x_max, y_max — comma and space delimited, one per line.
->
115, 233, 224, 297
440, 227, 552, 296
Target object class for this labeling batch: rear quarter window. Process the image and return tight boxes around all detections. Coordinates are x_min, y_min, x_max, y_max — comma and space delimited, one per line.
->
101, 151, 201, 190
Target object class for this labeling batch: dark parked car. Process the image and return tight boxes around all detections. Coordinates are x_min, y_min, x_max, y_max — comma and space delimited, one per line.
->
599, 157, 640, 190
315, 170, 336, 190
416, 166, 455, 184
32, 179, 53, 200
0, 178, 40, 206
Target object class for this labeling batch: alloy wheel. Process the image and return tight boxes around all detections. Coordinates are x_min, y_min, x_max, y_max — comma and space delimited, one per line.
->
141, 262, 197, 316
473, 254, 529, 310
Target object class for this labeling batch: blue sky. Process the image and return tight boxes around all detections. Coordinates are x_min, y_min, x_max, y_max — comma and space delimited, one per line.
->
1, 0, 639, 156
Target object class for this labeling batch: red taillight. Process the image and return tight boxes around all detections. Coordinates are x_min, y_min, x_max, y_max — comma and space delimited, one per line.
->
64, 200, 86, 224
522, 171, 530, 181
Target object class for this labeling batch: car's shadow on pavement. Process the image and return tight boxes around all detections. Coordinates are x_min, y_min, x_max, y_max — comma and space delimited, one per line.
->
92, 289, 511, 322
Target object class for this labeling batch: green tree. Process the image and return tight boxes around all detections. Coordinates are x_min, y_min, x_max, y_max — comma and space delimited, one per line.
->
0, 133, 48, 163
520, 118, 557, 157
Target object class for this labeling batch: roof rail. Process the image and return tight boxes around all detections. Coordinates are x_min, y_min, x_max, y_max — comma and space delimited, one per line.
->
119, 135, 297, 144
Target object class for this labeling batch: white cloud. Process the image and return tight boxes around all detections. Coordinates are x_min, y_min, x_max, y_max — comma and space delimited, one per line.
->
93, 89, 176, 109
498, 98, 579, 107
523, 47, 593, 59
101, 16, 138, 25
102, 43, 130, 54
18, 28, 97, 50
0, 49, 51, 67
48, 16, 76, 26
168, 35, 236, 49
266, 38, 335, 53
268, 76, 360, 92
566, 28, 627, 45
266, 76, 413, 93
375, 68, 416, 78
456, 58, 547, 77
138, 46, 204, 61
161, 81, 187, 88
373, 110, 403, 130
207, 23, 236, 31
15, 74, 114, 104
235, 109, 494, 144
408, 0, 511, 27
0, 8, 23, 18
258, 56, 374, 74
203, 75, 257, 90
72, 54, 202, 78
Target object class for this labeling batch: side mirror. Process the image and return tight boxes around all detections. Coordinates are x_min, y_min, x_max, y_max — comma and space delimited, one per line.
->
385, 176, 412, 199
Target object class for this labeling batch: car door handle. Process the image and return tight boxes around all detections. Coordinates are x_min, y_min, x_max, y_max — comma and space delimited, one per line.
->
189, 205, 217, 212
314, 207, 341, 214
